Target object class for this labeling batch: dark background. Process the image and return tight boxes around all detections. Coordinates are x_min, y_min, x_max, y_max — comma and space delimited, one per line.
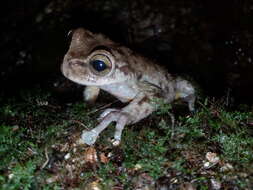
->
1, 0, 253, 106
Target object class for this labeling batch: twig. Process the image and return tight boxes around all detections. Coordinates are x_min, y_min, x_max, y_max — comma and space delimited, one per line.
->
87, 100, 119, 115
226, 88, 231, 107
41, 147, 49, 170
70, 120, 89, 130
197, 100, 210, 112
168, 112, 175, 138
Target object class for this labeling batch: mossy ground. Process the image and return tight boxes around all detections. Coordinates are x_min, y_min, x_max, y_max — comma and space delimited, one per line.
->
0, 86, 252, 189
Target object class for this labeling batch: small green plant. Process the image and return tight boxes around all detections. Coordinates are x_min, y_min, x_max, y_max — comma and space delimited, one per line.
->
152, 97, 172, 115
1, 87, 252, 189
122, 129, 168, 179
171, 158, 187, 172
213, 133, 253, 163
0, 105, 19, 118
0, 125, 35, 169
97, 162, 116, 181
1, 161, 36, 190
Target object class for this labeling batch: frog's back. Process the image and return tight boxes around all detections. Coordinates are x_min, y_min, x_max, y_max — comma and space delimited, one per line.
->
130, 54, 173, 90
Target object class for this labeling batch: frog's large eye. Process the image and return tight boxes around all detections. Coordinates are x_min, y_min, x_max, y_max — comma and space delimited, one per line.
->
89, 54, 112, 76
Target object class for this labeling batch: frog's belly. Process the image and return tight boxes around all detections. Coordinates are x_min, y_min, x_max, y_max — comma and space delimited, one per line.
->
101, 83, 138, 103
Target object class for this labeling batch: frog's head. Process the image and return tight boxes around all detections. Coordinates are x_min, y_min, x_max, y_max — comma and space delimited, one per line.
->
61, 28, 133, 86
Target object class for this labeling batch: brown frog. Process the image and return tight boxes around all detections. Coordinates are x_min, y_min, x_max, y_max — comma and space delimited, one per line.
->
61, 28, 196, 146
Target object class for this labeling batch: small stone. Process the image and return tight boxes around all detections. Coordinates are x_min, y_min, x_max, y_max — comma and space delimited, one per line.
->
238, 172, 248, 178
8, 173, 14, 179
46, 175, 59, 184
112, 139, 120, 146
64, 153, 71, 160
171, 177, 178, 184
12, 125, 19, 131
84, 181, 102, 190
107, 152, 113, 158
210, 178, 221, 190
203, 161, 211, 169
134, 164, 142, 170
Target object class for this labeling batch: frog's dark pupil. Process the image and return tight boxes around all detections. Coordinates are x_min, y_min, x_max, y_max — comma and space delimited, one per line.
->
91, 60, 107, 72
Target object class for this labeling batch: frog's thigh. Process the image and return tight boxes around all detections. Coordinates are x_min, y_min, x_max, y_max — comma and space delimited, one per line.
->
123, 95, 156, 123
83, 86, 100, 103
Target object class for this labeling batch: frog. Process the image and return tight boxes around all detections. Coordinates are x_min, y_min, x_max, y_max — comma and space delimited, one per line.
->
61, 28, 196, 146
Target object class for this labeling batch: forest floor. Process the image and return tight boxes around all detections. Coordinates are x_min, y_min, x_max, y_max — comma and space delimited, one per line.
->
0, 85, 252, 190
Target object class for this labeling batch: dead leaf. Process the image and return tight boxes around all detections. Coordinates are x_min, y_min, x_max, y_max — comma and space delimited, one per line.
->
100, 153, 109, 164
84, 147, 98, 164
206, 152, 219, 164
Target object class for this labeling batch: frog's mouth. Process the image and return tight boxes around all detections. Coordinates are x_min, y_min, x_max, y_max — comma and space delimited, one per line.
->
175, 92, 189, 100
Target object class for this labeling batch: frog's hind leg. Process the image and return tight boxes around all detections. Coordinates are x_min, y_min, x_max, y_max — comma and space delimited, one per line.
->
185, 94, 196, 112
112, 113, 129, 146
175, 78, 196, 112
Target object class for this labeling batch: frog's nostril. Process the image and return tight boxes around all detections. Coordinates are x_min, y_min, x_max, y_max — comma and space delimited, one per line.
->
69, 59, 84, 66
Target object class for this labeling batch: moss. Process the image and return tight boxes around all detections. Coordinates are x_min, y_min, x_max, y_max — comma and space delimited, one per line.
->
0, 87, 252, 189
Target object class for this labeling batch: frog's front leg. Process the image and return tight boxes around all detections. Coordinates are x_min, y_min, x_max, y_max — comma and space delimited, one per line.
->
81, 110, 130, 145
83, 86, 100, 103
81, 92, 157, 146
174, 78, 196, 112
98, 108, 119, 121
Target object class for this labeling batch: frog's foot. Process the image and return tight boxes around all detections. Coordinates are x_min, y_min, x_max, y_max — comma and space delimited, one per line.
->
81, 129, 99, 145
186, 94, 196, 113
81, 110, 130, 146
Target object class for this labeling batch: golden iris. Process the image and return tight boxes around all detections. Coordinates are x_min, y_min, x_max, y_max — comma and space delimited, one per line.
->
89, 54, 112, 76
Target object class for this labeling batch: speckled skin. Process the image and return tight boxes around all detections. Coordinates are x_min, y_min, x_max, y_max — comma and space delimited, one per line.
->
61, 28, 195, 145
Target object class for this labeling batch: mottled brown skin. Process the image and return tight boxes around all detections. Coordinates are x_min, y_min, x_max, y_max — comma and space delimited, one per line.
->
61, 28, 196, 145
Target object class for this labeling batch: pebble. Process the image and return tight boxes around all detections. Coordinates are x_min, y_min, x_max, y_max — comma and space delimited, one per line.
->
210, 178, 221, 190
64, 153, 71, 160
